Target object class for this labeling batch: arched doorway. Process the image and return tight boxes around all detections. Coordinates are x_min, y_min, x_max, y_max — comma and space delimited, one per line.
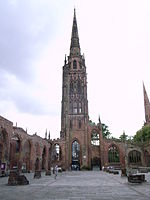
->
22, 140, 31, 172
0, 128, 8, 166
0, 143, 3, 166
48, 147, 51, 170
42, 146, 47, 170
9, 134, 21, 169
52, 144, 61, 163
35, 158, 40, 171
91, 157, 101, 171
71, 140, 80, 170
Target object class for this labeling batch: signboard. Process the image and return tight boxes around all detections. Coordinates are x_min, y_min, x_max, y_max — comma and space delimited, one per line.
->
1, 163, 6, 171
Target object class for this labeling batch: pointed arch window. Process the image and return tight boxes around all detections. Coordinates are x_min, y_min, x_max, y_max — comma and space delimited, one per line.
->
108, 145, 120, 163
73, 60, 77, 69
128, 150, 141, 164
78, 102, 82, 113
52, 144, 61, 161
78, 120, 82, 129
73, 102, 77, 114
72, 141, 80, 161
70, 120, 72, 129
77, 81, 82, 94
16, 139, 20, 153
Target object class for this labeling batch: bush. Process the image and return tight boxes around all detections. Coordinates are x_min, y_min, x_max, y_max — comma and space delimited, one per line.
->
80, 165, 91, 171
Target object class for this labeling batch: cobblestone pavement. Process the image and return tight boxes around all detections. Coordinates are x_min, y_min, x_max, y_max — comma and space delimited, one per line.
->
0, 171, 150, 200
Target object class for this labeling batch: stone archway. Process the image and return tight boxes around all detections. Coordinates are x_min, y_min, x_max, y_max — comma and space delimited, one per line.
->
91, 157, 101, 171
9, 134, 21, 170
0, 143, 3, 165
0, 128, 9, 165
42, 146, 47, 170
48, 147, 51, 170
52, 144, 61, 163
35, 142, 40, 157
35, 158, 40, 171
22, 140, 31, 172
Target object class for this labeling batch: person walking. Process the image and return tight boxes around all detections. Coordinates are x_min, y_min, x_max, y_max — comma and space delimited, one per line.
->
54, 165, 58, 179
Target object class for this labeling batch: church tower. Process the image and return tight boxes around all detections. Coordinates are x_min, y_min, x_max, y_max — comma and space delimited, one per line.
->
61, 9, 89, 168
143, 83, 150, 125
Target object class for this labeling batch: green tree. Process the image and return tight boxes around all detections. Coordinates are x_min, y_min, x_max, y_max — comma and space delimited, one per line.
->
133, 125, 150, 143
102, 123, 111, 138
119, 131, 128, 142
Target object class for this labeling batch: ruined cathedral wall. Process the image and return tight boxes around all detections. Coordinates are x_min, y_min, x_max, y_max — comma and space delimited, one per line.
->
13, 128, 51, 171
0, 118, 51, 172
0, 116, 13, 168
102, 139, 125, 168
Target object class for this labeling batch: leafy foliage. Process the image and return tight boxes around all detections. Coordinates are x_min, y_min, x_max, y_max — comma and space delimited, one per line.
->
119, 131, 128, 142
101, 123, 111, 138
133, 125, 150, 143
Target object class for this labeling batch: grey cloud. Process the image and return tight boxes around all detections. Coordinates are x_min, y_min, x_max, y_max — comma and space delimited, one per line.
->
0, 0, 56, 81
0, 68, 57, 115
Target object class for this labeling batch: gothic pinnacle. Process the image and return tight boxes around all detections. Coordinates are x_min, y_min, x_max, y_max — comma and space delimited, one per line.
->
143, 82, 150, 124
70, 8, 81, 56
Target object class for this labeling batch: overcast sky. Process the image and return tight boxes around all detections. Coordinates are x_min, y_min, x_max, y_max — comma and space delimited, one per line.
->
0, 0, 150, 139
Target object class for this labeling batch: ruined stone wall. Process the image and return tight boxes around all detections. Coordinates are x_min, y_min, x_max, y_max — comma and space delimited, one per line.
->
0, 116, 13, 170
0, 116, 52, 172
101, 139, 125, 168
13, 127, 51, 172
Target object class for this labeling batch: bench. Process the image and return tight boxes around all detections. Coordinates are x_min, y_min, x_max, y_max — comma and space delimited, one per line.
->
108, 169, 119, 175
128, 174, 145, 183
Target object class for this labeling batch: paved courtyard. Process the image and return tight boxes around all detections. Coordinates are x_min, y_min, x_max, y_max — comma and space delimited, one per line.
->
0, 171, 150, 200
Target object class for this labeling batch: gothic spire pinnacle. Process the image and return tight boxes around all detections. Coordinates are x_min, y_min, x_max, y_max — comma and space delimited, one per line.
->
64, 54, 67, 65
45, 129, 47, 139
48, 131, 50, 140
143, 82, 150, 125
70, 9, 81, 56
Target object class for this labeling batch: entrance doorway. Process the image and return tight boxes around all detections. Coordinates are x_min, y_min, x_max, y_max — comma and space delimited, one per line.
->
91, 157, 101, 170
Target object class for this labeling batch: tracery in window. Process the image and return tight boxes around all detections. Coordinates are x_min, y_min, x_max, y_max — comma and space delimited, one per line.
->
91, 130, 100, 146
128, 150, 141, 164
108, 145, 120, 163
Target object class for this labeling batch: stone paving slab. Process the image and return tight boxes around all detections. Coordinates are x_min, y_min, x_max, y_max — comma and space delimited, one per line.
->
0, 171, 150, 200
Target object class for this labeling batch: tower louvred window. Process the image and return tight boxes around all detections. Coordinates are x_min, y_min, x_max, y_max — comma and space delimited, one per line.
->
70, 82, 73, 93
77, 81, 81, 94
73, 60, 77, 69
73, 102, 77, 114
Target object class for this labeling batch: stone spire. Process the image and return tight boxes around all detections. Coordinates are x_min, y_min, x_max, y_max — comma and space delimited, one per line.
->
70, 9, 81, 56
143, 82, 150, 125
45, 129, 47, 139
48, 131, 50, 140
